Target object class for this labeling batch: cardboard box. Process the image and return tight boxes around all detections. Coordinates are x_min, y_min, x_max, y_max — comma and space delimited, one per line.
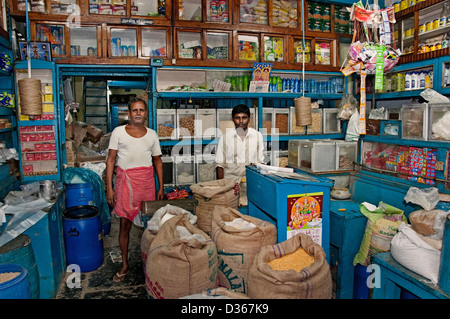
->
85, 124, 103, 143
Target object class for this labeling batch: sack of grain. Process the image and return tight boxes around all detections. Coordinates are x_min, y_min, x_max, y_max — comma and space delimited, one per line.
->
145, 214, 218, 299
353, 201, 406, 266
247, 233, 332, 299
190, 179, 239, 233
180, 287, 250, 299
211, 206, 277, 294
140, 204, 197, 274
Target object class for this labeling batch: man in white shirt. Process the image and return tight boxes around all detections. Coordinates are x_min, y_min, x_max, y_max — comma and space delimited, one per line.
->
106, 97, 164, 282
215, 104, 265, 205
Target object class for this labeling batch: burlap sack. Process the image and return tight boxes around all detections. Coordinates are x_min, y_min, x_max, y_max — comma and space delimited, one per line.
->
211, 206, 277, 294
190, 179, 239, 233
145, 214, 218, 299
247, 233, 332, 299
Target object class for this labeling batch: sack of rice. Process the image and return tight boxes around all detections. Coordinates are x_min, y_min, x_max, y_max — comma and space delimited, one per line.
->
140, 205, 197, 281
180, 287, 250, 299
247, 233, 332, 299
190, 179, 239, 233
211, 206, 277, 294
145, 214, 218, 299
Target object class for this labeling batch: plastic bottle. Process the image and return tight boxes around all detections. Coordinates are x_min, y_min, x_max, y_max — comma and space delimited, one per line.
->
277, 77, 282, 92
419, 71, 425, 89
293, 78, 298, 93
444, 65, 449, 87
405, 72, 412, 90
425, 71, 431, 89
412, 71, 418, 90
392, 73, 397, 92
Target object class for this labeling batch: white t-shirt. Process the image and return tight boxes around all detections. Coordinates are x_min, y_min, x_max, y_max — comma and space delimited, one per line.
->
108, 125, 162, 170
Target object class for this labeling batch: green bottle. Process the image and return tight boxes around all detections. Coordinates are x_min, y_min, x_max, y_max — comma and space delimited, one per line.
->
277, 77, 282, 92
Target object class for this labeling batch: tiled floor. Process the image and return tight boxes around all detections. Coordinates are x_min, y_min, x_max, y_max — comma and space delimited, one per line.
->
56, 215, 148, 299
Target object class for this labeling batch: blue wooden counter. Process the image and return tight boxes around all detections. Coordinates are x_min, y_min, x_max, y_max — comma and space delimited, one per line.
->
246, 165, 332, 263
372, 252, 450, 299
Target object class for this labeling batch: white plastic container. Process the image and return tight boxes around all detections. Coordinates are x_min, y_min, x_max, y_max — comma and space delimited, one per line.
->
156, 109, 176, 139
298, 139, 336, 172
335, 141, 357, 171
429, 103, 450, 142
174, 155, 195, 185
196, 109, 217, 139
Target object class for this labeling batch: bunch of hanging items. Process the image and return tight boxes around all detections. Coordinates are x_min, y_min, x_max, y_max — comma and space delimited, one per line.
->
341, 1, 402, 85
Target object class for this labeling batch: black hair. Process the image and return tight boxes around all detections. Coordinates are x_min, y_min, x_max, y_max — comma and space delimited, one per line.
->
128, 96, 147, 111
232, 104, 250, 118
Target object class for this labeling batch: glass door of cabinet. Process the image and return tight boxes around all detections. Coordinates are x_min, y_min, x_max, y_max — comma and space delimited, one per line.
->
315, 40, 333, 66
17, 0, 45, 13
206, 31, 230, 60
109, 27, 137, 57
240, 0, 268, 25
271, 0, 297, 28
178, 0, 203, 21
34, 22, 67, 57
142, 28, 169, 58
237, 33, 259, 61
51, 0, 78, 14
132, 0, 168, 17
401, 16, 415, 56
263, 35, 286, 63
292, 37, 312, 65
69, 26, 99, 57
177, 30, 202, 59
206, 0, 229, 23
88, 0, 125, 15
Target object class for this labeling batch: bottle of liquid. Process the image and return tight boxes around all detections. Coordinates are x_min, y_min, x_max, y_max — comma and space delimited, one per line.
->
419, 71, 425, 89
277, 77, 282, 92
412, 71, 418, 90
424, 71, 431, 89
405, 72, 412, 90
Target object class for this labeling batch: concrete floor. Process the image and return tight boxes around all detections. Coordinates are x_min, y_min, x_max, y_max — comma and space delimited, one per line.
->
55, 215, 148, 299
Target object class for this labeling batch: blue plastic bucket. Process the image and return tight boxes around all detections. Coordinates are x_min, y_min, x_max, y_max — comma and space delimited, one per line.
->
0, 264, 31, 299
353, 264, 371, 299
0, 234, 40, 299
65, 183, 94, 208
63, 205, 104, 273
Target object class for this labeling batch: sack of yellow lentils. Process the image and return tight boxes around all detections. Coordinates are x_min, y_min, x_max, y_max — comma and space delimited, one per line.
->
190, 179, 239, 233
247, 233, 332, 299
211, 206, 277, 294
145, 214, 219, 299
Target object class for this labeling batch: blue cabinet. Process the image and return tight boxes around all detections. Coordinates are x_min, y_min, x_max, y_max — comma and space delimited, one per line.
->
23, 191, 66, 299
246, 165, 332, 262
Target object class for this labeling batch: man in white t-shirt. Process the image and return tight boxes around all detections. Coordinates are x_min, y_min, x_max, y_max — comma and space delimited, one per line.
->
106, 97, 164, 282
215, 104, 265, 206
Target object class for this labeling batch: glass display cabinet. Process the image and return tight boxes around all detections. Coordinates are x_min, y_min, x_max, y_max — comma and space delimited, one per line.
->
206, 0, 229, 23
109, 27, 137, 57
237, 33, 259, 61
34, 22, 66, 57
240, 0, 268, 25
131, 0, 167, 17
69, 25, 99, 57
206, 31, 230, 60
177, 0, 202, 21
176, 29, 202, 59
263, 34, 286, 63
271, 0, 298, 28
142, 28, 169, 58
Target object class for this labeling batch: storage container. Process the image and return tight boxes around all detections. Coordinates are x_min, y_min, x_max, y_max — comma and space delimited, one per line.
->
289, 107, 306, 135
298, 139, 336, 172
196, 109, 217, 138
0, 264, 31, 299
176, 109, 196, 138
217, 109, 235, 137
428, 103, 450, 142
288, 140, 303, 168
306, 108, 323, 134
162, 156, 175, 186
157, 109, 176, 139
401, 103, 429, 140
387, 107, 401, 120
195, 154, 216, 182
335, 141, 357, 171
262, 107, 274, 135
380, 120, 402, 138
366, 119, 381, 136
323, 108, 341, 134
175, 155, 195, 185
271, 150, 289, 167
273, 108, 290, 135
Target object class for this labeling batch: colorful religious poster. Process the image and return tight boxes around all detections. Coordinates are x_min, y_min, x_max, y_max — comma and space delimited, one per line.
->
287, 192, 324, 245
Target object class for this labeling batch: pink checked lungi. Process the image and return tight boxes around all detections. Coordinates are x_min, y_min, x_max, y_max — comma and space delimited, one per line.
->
114, 165, 156, 221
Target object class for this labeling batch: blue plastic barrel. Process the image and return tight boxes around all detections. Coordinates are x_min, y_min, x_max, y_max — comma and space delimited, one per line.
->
63, 205, 104, 273
353, 264, 371, 299
0, 234, 40, 299
65, 183, 93, 208
0, 264, 31, 299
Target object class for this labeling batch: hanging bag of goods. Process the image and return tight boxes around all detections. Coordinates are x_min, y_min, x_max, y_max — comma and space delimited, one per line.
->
341, 1, 401, 80
247, 233, 332, 299
190, 179, 239, 233
145, 214, 218, 299
140, 205, 197, 279
210, 206, 277, 294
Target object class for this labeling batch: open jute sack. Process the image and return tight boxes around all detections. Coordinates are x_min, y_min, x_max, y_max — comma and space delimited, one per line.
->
247, 233, 332, 299
211, 206, 277, 294
145, 213, 219, 299
190, 179, 239, 233
140, 205, 197, 279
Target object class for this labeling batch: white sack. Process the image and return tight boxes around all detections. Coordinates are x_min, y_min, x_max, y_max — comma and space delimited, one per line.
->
390, 222, 441, 284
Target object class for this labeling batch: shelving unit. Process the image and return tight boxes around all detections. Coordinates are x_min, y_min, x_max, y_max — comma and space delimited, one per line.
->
84, 77, 107, 132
